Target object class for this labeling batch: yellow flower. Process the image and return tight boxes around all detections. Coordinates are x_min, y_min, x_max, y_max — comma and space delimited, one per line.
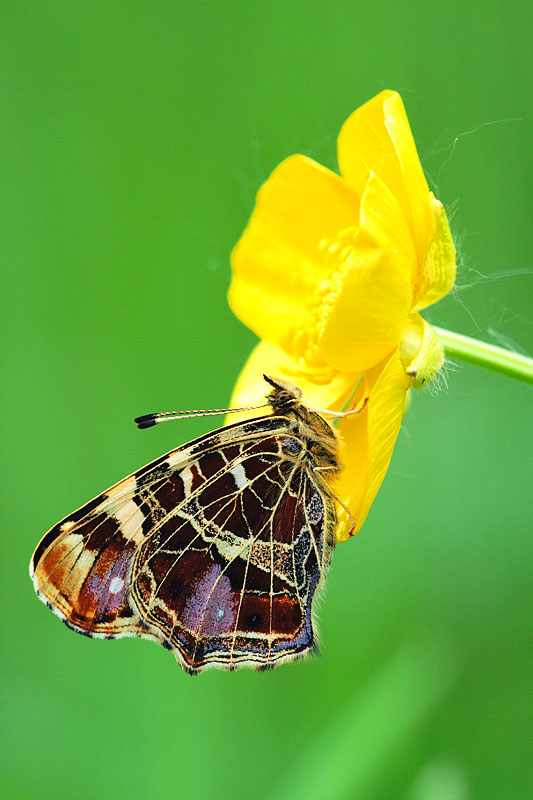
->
227, 90, 456, 541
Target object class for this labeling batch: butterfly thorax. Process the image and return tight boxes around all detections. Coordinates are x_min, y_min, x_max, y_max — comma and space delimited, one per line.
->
264, 375, 341, 475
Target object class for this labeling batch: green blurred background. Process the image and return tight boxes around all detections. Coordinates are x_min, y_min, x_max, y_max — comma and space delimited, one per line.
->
2, 2, 531, 799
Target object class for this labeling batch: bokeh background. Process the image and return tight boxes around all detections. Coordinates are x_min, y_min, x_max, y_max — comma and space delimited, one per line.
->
2, 3, 531, 799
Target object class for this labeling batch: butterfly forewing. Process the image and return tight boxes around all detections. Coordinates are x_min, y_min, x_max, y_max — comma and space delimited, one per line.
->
31, 402, 337, 674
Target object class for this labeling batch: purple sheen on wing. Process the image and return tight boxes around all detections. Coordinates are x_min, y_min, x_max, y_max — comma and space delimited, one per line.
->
181, 563, 239, 635
91, 546, 134, 620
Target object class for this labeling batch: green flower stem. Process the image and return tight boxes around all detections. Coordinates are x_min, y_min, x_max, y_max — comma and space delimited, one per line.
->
434, 327, 533, 385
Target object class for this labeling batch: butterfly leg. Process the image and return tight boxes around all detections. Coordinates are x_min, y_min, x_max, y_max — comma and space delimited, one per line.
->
310, 396, 368, 419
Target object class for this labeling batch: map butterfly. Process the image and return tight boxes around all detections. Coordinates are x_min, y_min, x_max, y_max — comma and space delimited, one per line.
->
30, 376, 359, 674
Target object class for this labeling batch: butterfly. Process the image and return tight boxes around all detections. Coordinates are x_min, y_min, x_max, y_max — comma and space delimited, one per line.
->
30, 375, 359, 674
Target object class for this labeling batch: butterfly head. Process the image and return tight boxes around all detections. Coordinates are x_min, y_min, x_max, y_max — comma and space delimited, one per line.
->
263, 375, 340, 469
263, 375, 303, 415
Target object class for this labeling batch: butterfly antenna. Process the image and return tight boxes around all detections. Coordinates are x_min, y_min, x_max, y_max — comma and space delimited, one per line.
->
134, 402, 270, 429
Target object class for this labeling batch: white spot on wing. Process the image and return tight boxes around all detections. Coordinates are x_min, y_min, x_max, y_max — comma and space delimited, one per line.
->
231, 462, 248, 490
107, 499, 145, 544
181, 466, 193, 495
109, 576, 125, 594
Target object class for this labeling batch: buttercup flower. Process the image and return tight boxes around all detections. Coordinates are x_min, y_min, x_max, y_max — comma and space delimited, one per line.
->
228, 90, 456, 541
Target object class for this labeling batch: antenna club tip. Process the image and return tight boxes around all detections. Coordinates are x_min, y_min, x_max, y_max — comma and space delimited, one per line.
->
134, 415, 157, 429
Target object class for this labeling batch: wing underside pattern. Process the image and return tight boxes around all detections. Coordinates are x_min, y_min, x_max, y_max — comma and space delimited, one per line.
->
31, 414, 336, 673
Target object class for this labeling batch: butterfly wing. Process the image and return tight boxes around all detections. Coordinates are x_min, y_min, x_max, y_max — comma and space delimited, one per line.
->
31, 416, 335, 673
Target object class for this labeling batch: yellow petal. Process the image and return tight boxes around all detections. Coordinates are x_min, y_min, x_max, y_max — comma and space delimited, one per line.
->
318, 172, 414, 373
399, 313, 445, 387
413, 196, 456, 310
335, 351, 409, 541
228, 154, 359, 352
338, 90, 433, 272
226, 339, 358, 426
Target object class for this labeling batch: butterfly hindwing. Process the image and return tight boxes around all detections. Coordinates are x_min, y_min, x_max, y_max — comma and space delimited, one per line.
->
31, 410, 336, 673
